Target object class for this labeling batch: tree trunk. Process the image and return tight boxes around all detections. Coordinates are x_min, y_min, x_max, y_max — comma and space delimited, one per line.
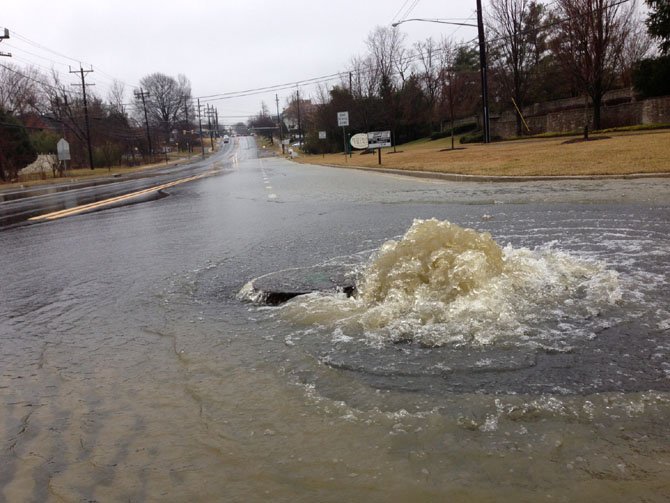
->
592, 93, 602, 130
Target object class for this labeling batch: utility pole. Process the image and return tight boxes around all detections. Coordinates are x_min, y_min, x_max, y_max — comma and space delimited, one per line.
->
70, 66, 95, 169
135, 88, 153, 161
476, 0, 491, 144
206, 104, 214, 146
0, 28, 11, 57
183, 95, 190, 154
197, 98, 205, 158
391, 15, 489, 143
275, 93, 284, 155
296, 89, 302, 147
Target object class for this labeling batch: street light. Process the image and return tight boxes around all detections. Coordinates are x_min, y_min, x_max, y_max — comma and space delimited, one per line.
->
392, 0, 491, 143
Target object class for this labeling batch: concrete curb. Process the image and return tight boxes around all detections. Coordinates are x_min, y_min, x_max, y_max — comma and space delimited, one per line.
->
300, 162, 670, 183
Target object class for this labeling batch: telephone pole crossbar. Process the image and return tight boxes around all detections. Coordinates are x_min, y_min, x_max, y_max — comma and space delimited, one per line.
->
0, 28, 11, 57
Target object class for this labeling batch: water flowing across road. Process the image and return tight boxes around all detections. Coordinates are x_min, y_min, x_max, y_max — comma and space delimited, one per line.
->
1, 137, 669, 501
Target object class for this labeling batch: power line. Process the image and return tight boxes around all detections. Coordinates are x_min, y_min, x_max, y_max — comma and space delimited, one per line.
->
391, 0, 413, 23
197, 72, 346, 101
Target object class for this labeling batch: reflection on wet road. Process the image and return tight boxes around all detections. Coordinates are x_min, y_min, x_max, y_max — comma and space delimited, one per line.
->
1, 136, 669, 501
0, 141, 237, 227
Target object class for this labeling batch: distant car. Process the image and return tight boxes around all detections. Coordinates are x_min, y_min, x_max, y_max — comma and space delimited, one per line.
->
223, 135, 230, 144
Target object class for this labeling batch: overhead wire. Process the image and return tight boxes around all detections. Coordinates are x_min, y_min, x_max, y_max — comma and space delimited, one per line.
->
2, 0, 635, 121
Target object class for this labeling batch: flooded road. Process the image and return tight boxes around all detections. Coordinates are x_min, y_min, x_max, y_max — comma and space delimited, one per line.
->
1, 137, 669, 501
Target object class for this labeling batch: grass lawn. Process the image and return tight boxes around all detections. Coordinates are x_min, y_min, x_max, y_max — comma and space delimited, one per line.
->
2, 138, 218, 189
294, 130, 670, 177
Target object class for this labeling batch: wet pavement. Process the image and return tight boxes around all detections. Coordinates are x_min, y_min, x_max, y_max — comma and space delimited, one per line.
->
0, 142, 236, 228
1, 136, 669, 501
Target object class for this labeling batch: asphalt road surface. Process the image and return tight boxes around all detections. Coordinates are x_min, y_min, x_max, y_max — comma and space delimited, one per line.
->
0, 139, 237, 228
1, 136, 669, 501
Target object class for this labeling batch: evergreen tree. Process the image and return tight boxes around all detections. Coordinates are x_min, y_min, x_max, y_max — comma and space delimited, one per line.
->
646, 0, 670, 54
0, 108, 37, 181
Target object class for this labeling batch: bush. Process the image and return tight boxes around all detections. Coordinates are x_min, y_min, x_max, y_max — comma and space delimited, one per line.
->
430, 123, 477, 140
93, 142, 123, 167
30, 130, 60, 154
0, 109, 37, 181
633, 56, 670, 98
460, 132, 502, 144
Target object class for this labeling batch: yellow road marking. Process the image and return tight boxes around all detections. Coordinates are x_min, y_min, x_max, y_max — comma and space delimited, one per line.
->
29, 171, 213, 222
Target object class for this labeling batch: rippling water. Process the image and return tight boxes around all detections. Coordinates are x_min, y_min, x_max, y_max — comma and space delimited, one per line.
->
1, 155, 669, 501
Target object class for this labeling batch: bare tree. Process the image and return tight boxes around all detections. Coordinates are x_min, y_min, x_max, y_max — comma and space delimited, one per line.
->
621, 17, 652, 86
349, 54, 382, 132
366, 26, 407, 93
438, 38, 460, 149
487, 0, 549, 135
0, 63, 44, 115
136, 72, 191, 140
415, 37, 442, 130
551, 0, 635, 129
107, 79, 126, 115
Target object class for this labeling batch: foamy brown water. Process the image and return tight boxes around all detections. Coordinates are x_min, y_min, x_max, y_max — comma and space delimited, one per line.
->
278, 219, 622, 349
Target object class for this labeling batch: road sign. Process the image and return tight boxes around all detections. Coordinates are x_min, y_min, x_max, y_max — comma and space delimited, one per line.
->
350, 133, 369, 150
367, 130, 391, 148
337, 111, 349, 127
57, 138, 71, 161
318, 131, 326, 140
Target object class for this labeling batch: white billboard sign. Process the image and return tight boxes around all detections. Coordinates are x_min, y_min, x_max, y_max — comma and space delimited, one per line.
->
367, 130, 391, 148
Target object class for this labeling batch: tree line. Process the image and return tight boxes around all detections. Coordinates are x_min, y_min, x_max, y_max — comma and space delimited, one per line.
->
255, 0, 669, 154
0, 66, 199, 181
2, 0, 669, 180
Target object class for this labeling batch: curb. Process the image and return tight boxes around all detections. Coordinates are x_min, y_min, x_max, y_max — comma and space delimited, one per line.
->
299, 162, 670, 183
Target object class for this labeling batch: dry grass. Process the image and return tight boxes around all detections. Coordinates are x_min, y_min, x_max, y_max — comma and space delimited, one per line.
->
3, 144, 216, 189
294, 130, 670, 177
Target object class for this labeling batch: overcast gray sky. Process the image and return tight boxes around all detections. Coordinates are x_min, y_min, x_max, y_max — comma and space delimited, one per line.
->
1, 0, 478, 123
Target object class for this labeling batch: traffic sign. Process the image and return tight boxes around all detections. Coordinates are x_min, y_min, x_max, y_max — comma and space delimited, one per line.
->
57, 138, 71, 161
318, 131, 327, 139
337, 111, 349, 127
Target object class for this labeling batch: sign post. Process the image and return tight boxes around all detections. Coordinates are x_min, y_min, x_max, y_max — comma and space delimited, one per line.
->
337, 111, 349, 161
318, 131, 326, 157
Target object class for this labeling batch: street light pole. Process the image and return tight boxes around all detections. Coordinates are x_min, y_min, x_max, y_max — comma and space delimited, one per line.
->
392, 10, 491, 144
475, 0, 491, 143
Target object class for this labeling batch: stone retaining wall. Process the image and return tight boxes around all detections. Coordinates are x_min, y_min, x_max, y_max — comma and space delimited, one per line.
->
491, 93, 670, 138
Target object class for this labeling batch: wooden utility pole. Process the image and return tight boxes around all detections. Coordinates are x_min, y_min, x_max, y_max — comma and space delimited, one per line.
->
183, 95, 190, 153
135, 88, 153, 161
197, 98, 205, 158
296, 89, 302, 147
206, 104, 214, 146
70, 66, 95, 169
275, 93, 284, 154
